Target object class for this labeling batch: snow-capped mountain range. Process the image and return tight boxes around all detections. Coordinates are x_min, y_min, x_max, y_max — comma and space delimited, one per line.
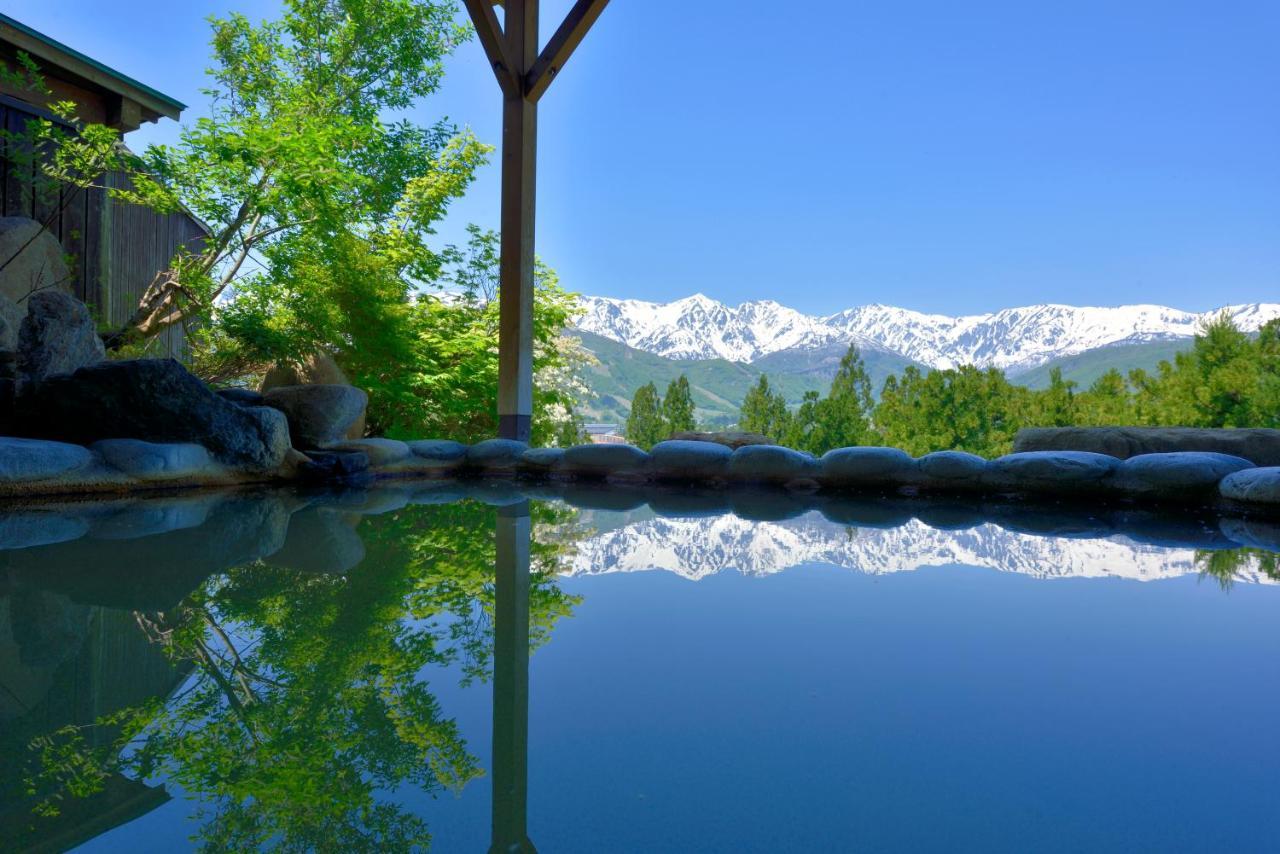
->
574, 294, 1280, 372
564, 511, 1274, 585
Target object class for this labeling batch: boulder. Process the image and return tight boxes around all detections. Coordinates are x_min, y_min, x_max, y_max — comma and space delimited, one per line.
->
819, 447, 916, 489
649, 440, 732, 481
325, 437, 412, 466
296, 449, 371, 483
915, 451, 987, 490
1112, 452, 1254, 501
1219, 467, 1280, 505
17, 290, 105, 382
519, 446, 565, 475
263, 384, 368, 448
1014, 426, 1280, 467
0, 437, 93, 483
15, 359, 291, 471
728, 445, 819, 486
0, 217, 71, 304
668, 430, 773, 450
216, 387, 265, 407
561, 443, 649, 479
92, 439, 216, 480
0, 291, 20, 352
407, 439, 469, 469
983, 451, 1119, 495
465, 439, 529, 472
261, 352, 366, 440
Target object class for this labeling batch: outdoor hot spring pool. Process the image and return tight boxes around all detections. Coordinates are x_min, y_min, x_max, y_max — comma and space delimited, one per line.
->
3, 484, 1280, 853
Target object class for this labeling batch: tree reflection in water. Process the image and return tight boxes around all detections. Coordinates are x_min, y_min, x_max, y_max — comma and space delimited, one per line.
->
6, 497, 581, 852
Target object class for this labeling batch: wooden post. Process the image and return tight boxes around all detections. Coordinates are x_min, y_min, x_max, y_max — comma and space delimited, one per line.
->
462, 0, 610, 442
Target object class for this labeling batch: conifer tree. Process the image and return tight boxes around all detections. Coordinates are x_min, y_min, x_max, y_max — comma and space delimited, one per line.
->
626, 382, 665, 449
662, 375, 697, 434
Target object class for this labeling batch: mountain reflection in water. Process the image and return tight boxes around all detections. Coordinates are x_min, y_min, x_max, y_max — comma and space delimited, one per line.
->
0, 483, 1276, 851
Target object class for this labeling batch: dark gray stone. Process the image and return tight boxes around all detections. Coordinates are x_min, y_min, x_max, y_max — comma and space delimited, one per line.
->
561, 443, 649, 479
915, 451, 987, 489
650, 440, 732, 481
216, 387, 265, 407
0, 511, 88, 549
1220, 517, 1280, 551
407, 439, 468, 468
466, 439, 529, 472
819, 497, 915, 528
0, 291, 20, 351
15, 359, 291, 471
296, 449, 371, 483
1220, 467, 1280, 505
731, 491, 813, 522
519, 446, 564, 474
1014, 426, 1280, 467
263, 384, 368, 448
983, 451, 1119, 495
819, 447, 916, 489
87, 496, 216, 540
18, 290, 104, 382
266, 507, 365, 574
668, 430, 773, 449
0, 437, 93, 482
1113, 452, 1254, 500
326, 437, 411, 466
728, 444, 819, 485
92, 438, 216, 479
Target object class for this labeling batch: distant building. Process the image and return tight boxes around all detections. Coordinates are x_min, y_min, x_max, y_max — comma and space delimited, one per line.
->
585, 423, 626, 444
0, 13, 205, 355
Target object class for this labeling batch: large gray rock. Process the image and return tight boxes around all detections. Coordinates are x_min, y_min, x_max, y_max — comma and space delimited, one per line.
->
0, 217, 71, 304
17, 290, 104, 382
649, 440, 732, 481
260, 353, 366, 440
519, 446, 564, 475
562, 443, 649, 479
407, 439, 468, 469
1113, 452, 1254, 501
263, 384, 368, 448
728, 444, 819, 485
15, 359, 291, 471
0, 291, 20, 352
325, 437, 411, 466
0, 437, 93, 483
1219, 467, 1280, 505
92, 438, 216, 480
1014, 426, 1280, 467
465, 439, 529, 472
914, 451, 987, 490
819, 447, 916, 489
984, 451, 1119, 494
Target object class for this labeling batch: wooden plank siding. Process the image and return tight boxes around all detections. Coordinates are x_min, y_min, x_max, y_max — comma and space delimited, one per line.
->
0, 93, 205, 357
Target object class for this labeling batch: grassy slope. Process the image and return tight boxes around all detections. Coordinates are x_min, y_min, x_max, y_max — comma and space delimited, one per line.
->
1010, 339, 1190, 389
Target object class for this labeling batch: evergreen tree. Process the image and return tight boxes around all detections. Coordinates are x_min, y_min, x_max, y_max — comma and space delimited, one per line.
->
626, 382, 665, 449
739, 375, 791, 440
662, 375, 697, 434
1034, 367, 1078, 426
812, 345, 877, 450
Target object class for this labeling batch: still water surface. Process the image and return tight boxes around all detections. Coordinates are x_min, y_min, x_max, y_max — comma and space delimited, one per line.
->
1, 486, 1278, 852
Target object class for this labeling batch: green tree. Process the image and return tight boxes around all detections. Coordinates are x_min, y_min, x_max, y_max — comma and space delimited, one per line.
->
1033, 367, 1078, 426
626, 382, 665, 449
811, 345, 877, 451
738, 375, 791, 441
662, 375, 697, 434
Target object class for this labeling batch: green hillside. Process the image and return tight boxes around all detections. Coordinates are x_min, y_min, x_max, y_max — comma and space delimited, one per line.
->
1011, 339, 1190, 389
573, 330, 827, 426
751, 343, 921, 394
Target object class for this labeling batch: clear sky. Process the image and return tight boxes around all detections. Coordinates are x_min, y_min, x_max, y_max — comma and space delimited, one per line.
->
13, 1, 1280, 316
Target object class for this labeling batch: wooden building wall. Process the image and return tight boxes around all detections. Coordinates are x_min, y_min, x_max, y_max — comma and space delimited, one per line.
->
0, 93, 205, 357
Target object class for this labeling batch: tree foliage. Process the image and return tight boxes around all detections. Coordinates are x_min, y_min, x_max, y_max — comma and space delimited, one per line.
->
662, 375, 697, 434
625, 381, 665, 449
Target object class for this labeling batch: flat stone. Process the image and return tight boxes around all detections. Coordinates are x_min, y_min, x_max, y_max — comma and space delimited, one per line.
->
649, 440, 732, 481
1113, 452, 1254, 500
731, 491, 812, 522
466, 439, 529, 471
561, 443, 649, 479
1220, 467, 1280, 505
92, 439, 215, 479
561, 483, 648, 512
263, 384, 368, 448
818, 497, 915, 528
915, 451, 987, 489
15, 359, 290, 471
983, 451, 1119, 495
819, 447, 916, 489
913, 501, 986, 531
326, 437, 411, 466
519, 447, 564, 474
668, 430, 773, 449
18, 290, 105, 382
407, 439, 468, 468
0, 511, 88, 549
1014, 426, 1280, 467
728, 444, 819, 485
0, 437, 93, 483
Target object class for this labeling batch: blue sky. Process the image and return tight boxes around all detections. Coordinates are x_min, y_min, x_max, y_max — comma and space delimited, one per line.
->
14, 1, 1280, 315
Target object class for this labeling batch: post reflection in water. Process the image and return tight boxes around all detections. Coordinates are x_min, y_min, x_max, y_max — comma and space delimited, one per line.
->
490, 500, 536, 854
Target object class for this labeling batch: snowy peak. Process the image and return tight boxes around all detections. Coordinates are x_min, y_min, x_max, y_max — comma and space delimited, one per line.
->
574, 295, 1280, 372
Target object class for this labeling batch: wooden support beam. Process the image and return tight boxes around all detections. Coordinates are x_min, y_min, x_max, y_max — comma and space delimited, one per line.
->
461, 0, 518, 96
526, 0, 610, 103
496, 0, 538, 441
